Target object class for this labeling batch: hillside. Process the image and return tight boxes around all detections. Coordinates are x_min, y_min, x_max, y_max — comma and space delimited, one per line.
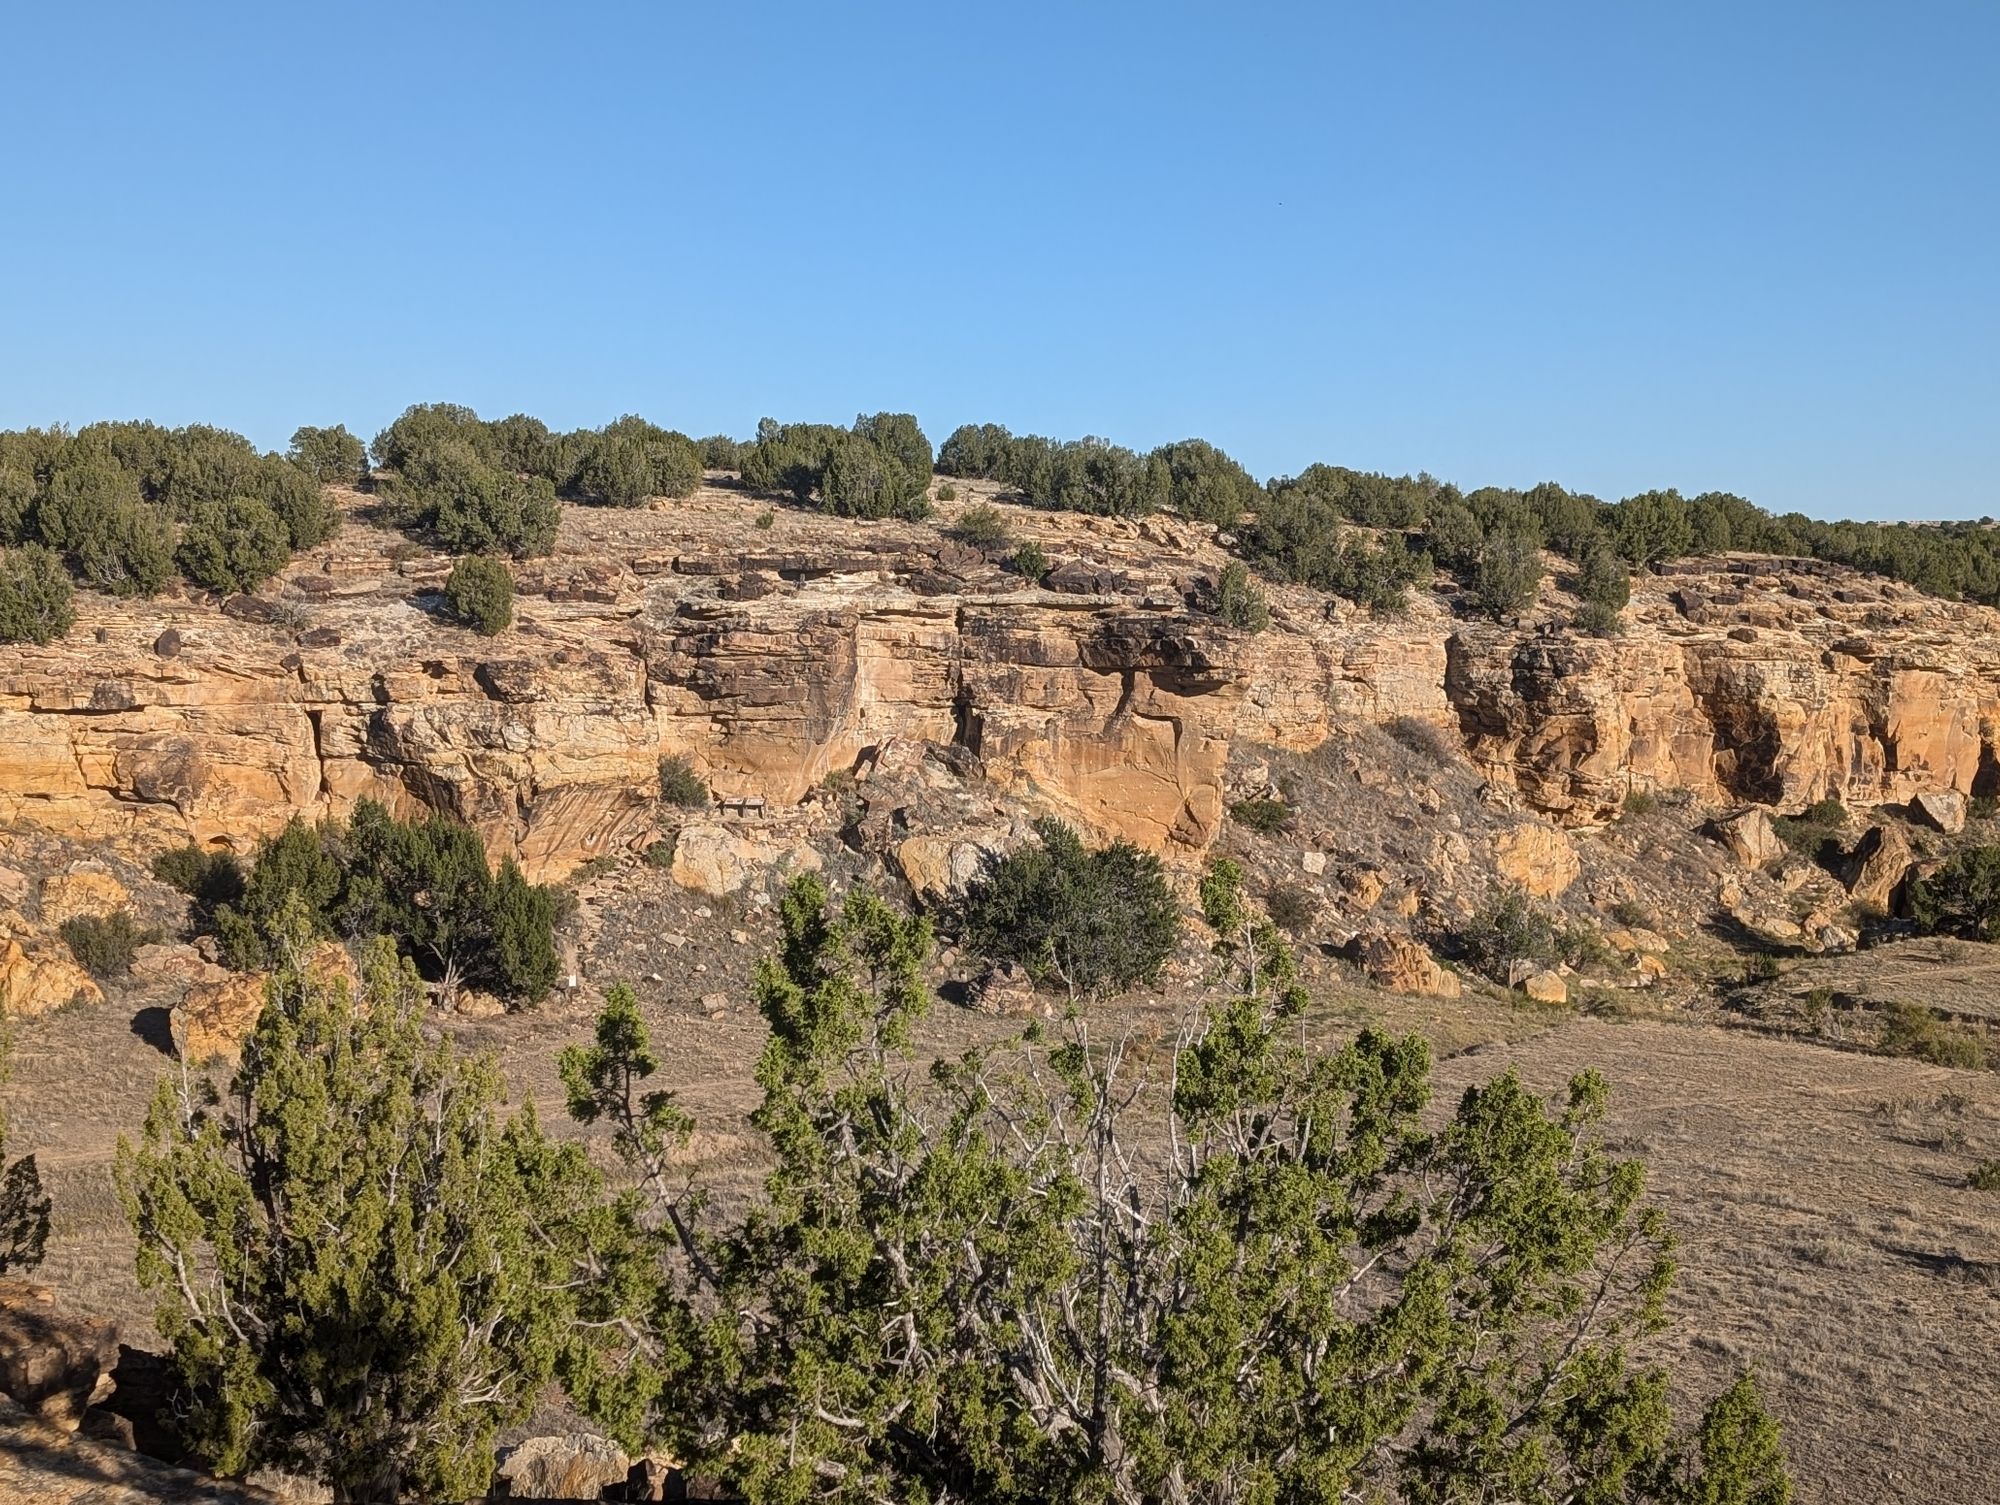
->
3, 480, 2000, 1502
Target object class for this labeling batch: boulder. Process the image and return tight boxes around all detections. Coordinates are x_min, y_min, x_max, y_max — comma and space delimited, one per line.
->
0, 939, 102, 1020
1300, 850, 1327, 876
1912, 789, 1967, 835
1341, 868, 1386, 911
0, 1394, 284, 1504
171, 944, 358, 1064
0, 1281, 119, 1432
1516, 969, 1568, 1005
894, 836, 993, 901
1360, 934, 1461, 997
1492, 824, 1579, 898
37, 868, 131, 928
1844, 823, 1916, 912
669, 822, 821, 896
1714, 808, 1784, 869
968, 959, 1040, 1015
494, 1433, 631, 1500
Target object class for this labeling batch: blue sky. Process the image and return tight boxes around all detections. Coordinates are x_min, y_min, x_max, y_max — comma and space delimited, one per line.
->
2, 2, 1994, 520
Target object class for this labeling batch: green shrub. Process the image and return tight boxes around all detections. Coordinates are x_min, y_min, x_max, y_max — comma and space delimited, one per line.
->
59, 910, 163, 978
1456, 886, 1601, 982
1609, 898, 1654, 928
1621, 788, 1658, 819
432, 464, 560, 559
699, 434, 744, 471
1153, 437, 1259, 527
1471, 529, 1543, 618
1970, 794, 1999, 822
1229, 797, 1292, 833
286, 425, 368, 485
643, 837, 677, 868
934, 481, 957, 503
1216, 560, 1270, 632
208, 801, 560, 1003
442, 554, 513, 635
176, 495, 291, 593
1878, 1000, 1986, 1069
949, 503, 1012, 548
1970, 1159, 2000, 1192
1772, 798, 1849, 855
1010, 541, 1050, 582
657, 756, 709, 809
955, 817, 1179, 996
754, 508, 774, 530
151, 842, 246, 922
0, 544, 74, 645
1909, 846, 2000, 942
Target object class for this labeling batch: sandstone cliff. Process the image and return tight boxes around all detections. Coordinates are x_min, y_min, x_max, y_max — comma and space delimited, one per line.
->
2, 485, 1995, 879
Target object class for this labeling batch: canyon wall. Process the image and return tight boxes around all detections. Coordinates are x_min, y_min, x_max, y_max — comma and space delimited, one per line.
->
2, 494, 1996, 879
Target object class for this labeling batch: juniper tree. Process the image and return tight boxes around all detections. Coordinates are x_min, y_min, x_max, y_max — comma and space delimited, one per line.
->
116, 920, 606, 1504
571, 870, 1793, 1504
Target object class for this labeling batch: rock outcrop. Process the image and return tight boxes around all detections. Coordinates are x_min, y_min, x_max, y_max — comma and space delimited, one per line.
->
3, 491, 1997, 877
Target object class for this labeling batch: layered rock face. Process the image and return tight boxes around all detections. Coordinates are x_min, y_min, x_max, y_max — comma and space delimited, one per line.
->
2, 488, 1997, 879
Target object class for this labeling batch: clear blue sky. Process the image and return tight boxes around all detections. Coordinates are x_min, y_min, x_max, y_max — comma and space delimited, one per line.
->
3, 2, 1994, 520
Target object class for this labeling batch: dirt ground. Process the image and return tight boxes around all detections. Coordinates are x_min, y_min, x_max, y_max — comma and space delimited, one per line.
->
7, 845, 1998, 1505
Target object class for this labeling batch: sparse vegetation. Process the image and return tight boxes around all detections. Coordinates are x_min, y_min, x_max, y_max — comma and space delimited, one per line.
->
1008, 540, 1049, 582
1772, 797, 1849, 855
1228, 796, 1293, 833
58, 909, 163, 978
442, 553, 514, 635
152, 841, 246, 924
1623, 787, 1660, 818
955, 817, 1179, 996
1970, 1159, 2000, 1192
1263, 881, 1316, 934
656, 755, 709, 809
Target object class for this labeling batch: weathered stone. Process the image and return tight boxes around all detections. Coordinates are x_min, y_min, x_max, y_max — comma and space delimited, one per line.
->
1714, 808, 1785, 868
1492, 823, 1579, 898
0, 1395, 284, 1503
669, 822, 820, 896
1360, 933, 1460, 997
0, 939, 101, 1020
0, 1280, 119, 1432
1844, 823, 1916, 912
495, 1433, 631, 1499
171, 943, 357, 1063
1517, 969, 1568, 1005
37, 867, 131, 927
1912, 789, 1967, 835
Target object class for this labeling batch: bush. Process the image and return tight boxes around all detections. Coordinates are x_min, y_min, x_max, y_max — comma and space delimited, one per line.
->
1772, 798, 1848, 855
0, 1031, 50, 1275
151, 842, 246, 923
1970, 1159, 2000, 1192
699, 434, 744, 471
1229, 797, 1292, 833
948, 503, 1011, 548
176, 495, 290, 593
432, 464, 560, 559
1622, 788, 1659, 818
1471, 529, 1543, 618
0, 544, 74, 644
1456, 885, 1599, 982
58, 910, 162, 978
1152, 437, 1259, 527
657, 756, 709, 809
955, 817, 1180, 996
1215, 559, 1270, 631
1010, 541, 1050, 582
754, 507, 774, 529
286, 424, 367, 485
442, 554, 513, 635
1386, 715, 1455, 764
1909, 846, 2000, 942
118, 936, 602, 1501
209, 801, 562, 1003
1878, 1000, 1986, 1069
1264, 883, 1316, 934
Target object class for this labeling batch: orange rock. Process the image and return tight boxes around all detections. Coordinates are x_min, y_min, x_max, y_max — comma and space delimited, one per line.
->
1360, 933, 1461, 997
